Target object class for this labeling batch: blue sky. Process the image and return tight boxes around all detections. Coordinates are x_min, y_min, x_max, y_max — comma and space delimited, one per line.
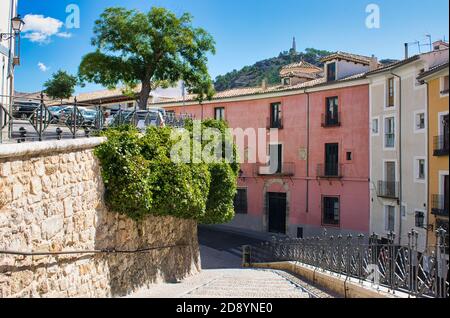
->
15, 0, 449, 94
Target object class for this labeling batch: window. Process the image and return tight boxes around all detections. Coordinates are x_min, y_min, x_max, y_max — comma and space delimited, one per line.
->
270, 103, 282, 129
346, 152, 352, 161
234, 189, 248, 214
324, 97, 339, 127
283, 78, 291, 86
323, 197, 340, 226
327, 62, 336, 82
385, 206, 395, 232
415, 112, 425, 131
415, 211, 425, 228
324, 143, 339, 177
416, 158, 426, 180
372, 118, 379, 135
214, 107, 225, 121
442, 75, 449, 95
385, 117, 395, 148
387, 78, 395, 107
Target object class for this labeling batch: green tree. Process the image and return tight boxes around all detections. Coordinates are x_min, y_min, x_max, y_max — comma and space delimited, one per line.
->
43, 70, 78, 103
79, 7, 216, 109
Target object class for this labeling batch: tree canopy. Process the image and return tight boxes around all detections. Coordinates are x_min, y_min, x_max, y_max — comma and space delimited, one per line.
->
43, 70, 78, 102
78, 7, 216, 109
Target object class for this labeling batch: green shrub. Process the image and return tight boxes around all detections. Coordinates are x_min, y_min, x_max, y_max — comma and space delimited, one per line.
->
94, 121, 239, 223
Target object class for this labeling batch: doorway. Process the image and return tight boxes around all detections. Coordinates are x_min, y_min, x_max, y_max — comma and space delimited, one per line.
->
267, 192, 287, 234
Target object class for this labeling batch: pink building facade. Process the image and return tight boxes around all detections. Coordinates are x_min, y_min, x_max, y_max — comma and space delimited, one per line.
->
158, 55, 373, 238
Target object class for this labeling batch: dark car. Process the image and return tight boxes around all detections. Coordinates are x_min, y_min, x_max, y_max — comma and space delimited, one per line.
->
12, 100, 40, 119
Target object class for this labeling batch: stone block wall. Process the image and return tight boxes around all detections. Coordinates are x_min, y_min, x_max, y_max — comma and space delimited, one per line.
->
0, 138, 201, 298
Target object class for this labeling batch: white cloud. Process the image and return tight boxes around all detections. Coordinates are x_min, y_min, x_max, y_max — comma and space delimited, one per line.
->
22, 14, 72, 44
38, 62, 49, 72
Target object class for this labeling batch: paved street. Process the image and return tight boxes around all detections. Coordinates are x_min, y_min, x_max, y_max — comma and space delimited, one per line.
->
128, 226, 332, 298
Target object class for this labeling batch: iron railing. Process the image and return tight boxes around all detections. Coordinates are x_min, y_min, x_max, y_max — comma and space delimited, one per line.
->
267, 117, 283, 129
0, 94, 192, 143
254, 162, 295, 176
321, 112, 341, 127
433, 135, 449, 156
432, 194, 449, 217
317, 163, 344, 178
377, 181, 399, 199
243, 229, 449, 298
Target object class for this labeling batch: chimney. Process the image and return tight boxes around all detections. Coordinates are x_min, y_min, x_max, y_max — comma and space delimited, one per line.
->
261, 78, 267, 90
369, 55, 379, 71
404, 43, 409, 59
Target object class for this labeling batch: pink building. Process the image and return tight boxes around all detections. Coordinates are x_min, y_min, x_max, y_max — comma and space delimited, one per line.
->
157, 54, 377, 238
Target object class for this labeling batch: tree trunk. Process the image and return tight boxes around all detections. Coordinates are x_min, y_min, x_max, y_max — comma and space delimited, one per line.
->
138, 81, 151, 110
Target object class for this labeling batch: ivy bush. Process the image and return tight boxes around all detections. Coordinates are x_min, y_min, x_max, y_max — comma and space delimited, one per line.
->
95, 121, 239, 224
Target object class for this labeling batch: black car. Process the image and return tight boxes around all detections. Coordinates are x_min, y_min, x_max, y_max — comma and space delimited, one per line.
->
12, 100, 40, 119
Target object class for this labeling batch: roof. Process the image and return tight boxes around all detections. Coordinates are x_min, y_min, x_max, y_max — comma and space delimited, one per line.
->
320, 51, 376, 65
155, 72, 367, 105
417, 62, 449, 81
280, 61, 323, 76
366, 55, 421, 76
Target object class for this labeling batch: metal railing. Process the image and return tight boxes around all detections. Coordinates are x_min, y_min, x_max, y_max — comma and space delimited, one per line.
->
254, 162, 295, 177
243, 229, 449, 298
317, 163, 344, 178
321, 112, 341, 127
267, 117, 283, 129
431, 194, 449, 217
377, 181, 399, 199
433, 135, 449, 156
0, 94, 192, 143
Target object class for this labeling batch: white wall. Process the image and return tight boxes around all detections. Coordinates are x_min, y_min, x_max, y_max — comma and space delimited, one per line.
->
0, 0, 17, 105
336, 60, 369, 80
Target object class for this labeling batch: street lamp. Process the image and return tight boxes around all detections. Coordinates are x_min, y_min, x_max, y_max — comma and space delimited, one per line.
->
0, 15, 25, 41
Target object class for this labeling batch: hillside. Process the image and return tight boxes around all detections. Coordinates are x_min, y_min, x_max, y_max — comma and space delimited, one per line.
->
214, 48, 397, 91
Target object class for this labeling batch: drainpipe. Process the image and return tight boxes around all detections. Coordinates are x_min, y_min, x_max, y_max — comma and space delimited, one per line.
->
424, 81, 430, 247
305, 89, 310, 213
391, 71, 402, 245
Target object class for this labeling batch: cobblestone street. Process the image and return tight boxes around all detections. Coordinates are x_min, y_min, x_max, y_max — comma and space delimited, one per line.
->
127, 226, 333, 298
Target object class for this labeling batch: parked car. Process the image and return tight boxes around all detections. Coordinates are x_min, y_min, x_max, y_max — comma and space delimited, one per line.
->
12, 100, 40, 119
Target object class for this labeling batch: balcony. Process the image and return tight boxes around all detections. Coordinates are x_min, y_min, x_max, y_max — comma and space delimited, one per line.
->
431, 194, 449, 217
267, 117, 283, 129
321, 113, 341, 128
377, 181, 399, 199
433, 135, 449, 156
384, 133, 395, 148
254, 162, 295, 177
316, 164, 343, 178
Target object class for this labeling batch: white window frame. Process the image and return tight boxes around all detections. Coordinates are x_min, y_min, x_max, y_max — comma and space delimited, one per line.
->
440, 75, 449, 98
384, 205, 396, 233
413, 110, 426, 134
383, 115, 396, 151
382, 159, 398, 184
384, 77, 397, 110
413, 156, 427, 184
438, 111, 449, 136
371, 116, 380, 136
439, 170, 449, 195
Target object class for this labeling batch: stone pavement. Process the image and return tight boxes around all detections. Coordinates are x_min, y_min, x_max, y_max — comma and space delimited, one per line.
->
127, 268, 313, 298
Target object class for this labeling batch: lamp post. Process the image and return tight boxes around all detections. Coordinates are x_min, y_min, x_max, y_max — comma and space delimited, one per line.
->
0, 15, 25, 41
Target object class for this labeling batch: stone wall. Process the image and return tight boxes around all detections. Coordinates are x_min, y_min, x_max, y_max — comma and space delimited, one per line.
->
0, 138, 201, 298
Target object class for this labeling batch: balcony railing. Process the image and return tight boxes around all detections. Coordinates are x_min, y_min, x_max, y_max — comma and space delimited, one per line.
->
431, 194, 449, 217
321, 112, 341, 127
377, 181, 399, 199
316, 164, 343, 178
385, 133, 395, 148
254, 162, 295, 177
433, 135, 449, 156
267, 117, 283, 129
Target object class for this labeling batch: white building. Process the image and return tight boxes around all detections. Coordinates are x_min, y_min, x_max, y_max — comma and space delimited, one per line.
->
367, 48, 449, 251
0, 0, 19, 140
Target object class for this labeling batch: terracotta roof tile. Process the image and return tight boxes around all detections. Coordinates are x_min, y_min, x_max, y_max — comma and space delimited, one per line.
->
321, 51, 376, 65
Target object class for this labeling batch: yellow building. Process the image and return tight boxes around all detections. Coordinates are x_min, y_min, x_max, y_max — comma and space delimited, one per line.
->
419, 62, 449, 248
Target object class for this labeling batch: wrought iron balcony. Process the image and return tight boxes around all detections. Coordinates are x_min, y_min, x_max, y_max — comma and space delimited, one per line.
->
267, 117, 283, 129
321, 113, 341, 128
433, 135, 449, 156
377, 181, 399, 199
431, 194, 449, 217
254, 162, 295, 177
316, 164, 343, 178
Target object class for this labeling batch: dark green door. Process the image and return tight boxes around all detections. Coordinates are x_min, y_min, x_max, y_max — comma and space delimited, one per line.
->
268, 192, 287, 234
